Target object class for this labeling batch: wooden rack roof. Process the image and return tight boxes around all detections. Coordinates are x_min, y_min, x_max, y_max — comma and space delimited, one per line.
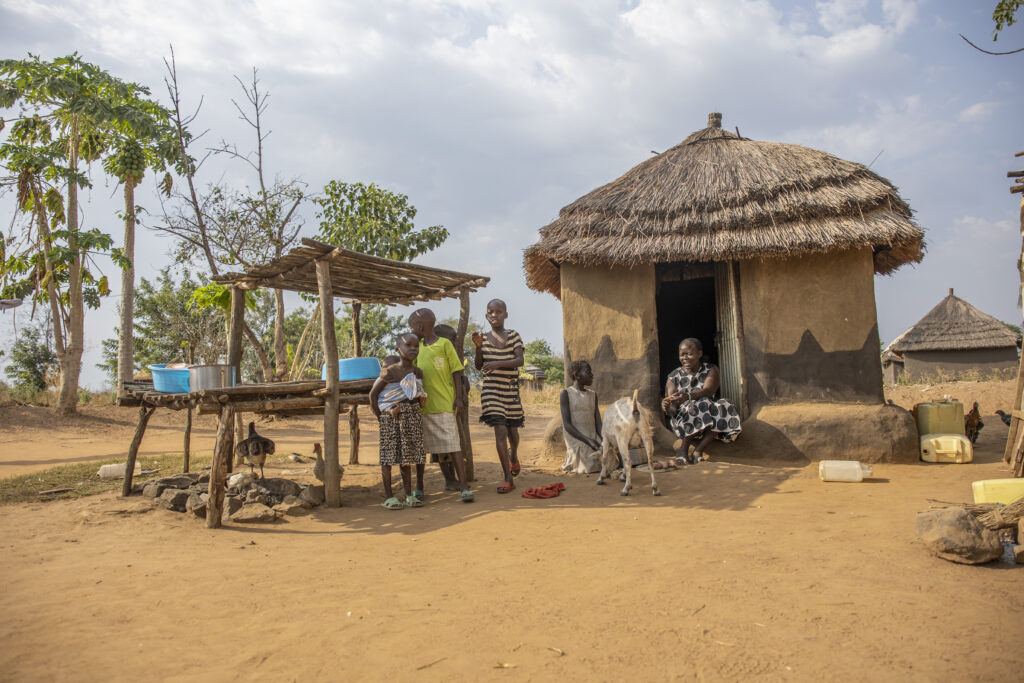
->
212, 238, 489, 305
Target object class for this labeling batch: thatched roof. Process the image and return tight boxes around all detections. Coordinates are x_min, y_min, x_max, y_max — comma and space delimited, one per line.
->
214, 238, 489, 305
524, 112, 925, 297
887, 289, 1019, 353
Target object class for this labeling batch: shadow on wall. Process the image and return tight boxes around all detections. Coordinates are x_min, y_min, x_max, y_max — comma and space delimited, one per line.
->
745, 326, 885, 407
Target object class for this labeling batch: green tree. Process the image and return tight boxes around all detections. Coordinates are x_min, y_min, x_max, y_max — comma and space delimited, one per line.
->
98, 268, 227, 384
523, 338, 564, 385
993, 0, 1022, 38
313, 181, 448, 260
312, 179, 449, 361
0, 54, 156, 413
5, 323, 57, 390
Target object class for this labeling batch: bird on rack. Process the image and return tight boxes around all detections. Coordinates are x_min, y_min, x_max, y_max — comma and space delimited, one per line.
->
996, 409, 1013, 427
234, 422, 275, 480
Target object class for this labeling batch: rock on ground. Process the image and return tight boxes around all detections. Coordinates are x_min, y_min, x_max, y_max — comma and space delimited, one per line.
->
230, 503, 277, 524
915, 508, 1003, 565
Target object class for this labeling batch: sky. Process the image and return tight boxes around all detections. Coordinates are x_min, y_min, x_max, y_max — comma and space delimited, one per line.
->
1, 0, 1022, 390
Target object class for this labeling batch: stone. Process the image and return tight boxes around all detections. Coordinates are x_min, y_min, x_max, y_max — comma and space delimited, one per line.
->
299, 485, 325, 507
274, 501, 310, 516
154, 474, 195, 490
159, 488, 190, 512
231, 503, 277, 523
221, 496, 244, 522
197, 472, 210, 484
261, 478, 302, 498
186, 491, 208, 517
142, 482, 165, 498
915, 508, 1003, 565
1014, 545, 1024, 564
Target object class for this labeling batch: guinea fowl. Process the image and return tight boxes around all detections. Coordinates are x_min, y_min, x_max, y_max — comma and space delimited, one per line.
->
964, 402, 983, 445
234, 422, 275, 479
312, 442, 324, 483
996, 409, 1012, 427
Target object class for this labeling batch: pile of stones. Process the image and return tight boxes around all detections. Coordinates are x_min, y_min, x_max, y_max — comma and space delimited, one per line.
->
134, 471, 324, 523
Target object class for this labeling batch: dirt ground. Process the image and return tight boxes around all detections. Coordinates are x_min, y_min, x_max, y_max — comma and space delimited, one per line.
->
1, 381, 1022, 681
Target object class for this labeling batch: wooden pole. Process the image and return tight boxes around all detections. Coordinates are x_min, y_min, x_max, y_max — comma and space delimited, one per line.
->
121, 404, 155, 496
206, 405, 235, 529
457, 288, 475, 482
317, 259, 342, 507
183, 404, 192, 473
350, 301, 362, 466
1003, 157, 1024, 476
227, 287, 246, 475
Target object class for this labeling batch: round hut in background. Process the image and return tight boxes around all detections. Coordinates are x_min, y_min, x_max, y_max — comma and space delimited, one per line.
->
883, 288, 1020, 384
524, 113, 924, 463
521, 363, 548, 391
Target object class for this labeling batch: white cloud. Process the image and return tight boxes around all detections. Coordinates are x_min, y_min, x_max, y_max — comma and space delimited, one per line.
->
816, 0, 869, 33
957, 101, 999, 123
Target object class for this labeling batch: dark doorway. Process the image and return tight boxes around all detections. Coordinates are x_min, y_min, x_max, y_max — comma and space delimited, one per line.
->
655, 265, 718, 393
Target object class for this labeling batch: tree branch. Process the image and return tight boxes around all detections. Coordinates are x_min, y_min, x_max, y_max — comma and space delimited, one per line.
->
959, 33, 1024, 55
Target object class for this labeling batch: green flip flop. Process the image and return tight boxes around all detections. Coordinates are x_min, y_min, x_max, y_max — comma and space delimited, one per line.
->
404, 494, 424, 508
412, 489, 424, 501
381, 496, 403, 510
460, 489, 475, 503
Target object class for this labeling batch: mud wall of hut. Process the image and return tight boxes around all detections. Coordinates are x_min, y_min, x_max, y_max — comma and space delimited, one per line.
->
560, 263, 661, 409
738, 248, 885, 407
902, 348, 1018, 382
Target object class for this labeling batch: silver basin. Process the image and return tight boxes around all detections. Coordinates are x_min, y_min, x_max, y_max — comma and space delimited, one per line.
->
189, 364, 237, 392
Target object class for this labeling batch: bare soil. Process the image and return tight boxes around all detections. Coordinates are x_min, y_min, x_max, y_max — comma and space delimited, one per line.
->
0, 382, 1021, 681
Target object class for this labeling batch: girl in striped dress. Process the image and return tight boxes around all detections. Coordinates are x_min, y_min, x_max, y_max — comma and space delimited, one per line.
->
472, 299, 525, 493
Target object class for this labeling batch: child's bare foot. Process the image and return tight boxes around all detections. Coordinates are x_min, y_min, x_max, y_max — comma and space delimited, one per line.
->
653, 459, 677, 470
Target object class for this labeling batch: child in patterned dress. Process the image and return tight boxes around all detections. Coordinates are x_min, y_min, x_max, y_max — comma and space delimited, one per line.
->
472, 299, 525, 493
369, 334, 427, 510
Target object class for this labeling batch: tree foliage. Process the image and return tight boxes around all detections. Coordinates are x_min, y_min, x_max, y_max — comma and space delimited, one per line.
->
4, 323, 57, 390
523, 338, 564, 385
313, 181, 448, 260
993, 0, 1023, 38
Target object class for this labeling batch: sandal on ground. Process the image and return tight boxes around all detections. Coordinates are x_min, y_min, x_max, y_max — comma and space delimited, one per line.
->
545, 482, 565, 493
460, 489, 475, 503
497, 481, 515, 494
404, 494, 424, 508
510, 461, 521, 476
381, 497, 403, 510
412, 489, 424, 501
522, 487, 556, 499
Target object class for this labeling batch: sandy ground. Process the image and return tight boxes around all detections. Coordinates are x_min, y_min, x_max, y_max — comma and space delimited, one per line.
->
1, 382, 1022, 681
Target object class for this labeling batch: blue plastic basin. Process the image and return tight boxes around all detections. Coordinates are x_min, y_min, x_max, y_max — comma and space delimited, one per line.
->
148, 363, 191, 393
321, 357, 382, 381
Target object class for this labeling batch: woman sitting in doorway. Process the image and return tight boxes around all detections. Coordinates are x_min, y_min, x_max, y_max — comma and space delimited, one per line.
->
661, 337, 741, 464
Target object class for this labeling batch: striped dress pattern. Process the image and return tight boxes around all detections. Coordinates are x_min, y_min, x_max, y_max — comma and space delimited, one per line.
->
480, 329, 525, 427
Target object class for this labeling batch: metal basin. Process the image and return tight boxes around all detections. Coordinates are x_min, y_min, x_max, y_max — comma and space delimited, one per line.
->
189, 364, 237, 392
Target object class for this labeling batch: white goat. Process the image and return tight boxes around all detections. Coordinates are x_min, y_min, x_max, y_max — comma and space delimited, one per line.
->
596, 390, 659, 496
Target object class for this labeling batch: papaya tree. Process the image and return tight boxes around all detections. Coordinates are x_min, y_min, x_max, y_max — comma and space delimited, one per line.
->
0, 54, 151, 413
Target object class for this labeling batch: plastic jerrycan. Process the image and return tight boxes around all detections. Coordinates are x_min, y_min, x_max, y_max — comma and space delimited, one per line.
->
914, 399, 965, 436
818, 460, 873, 482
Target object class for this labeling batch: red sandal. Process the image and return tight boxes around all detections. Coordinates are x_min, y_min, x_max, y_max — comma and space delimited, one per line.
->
497, 481, 515, 494
510, 461, 521, 476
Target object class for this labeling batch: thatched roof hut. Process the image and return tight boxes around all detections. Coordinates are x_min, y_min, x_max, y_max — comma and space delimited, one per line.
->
524, 112, 924, 463
525, 112, 923, 297
883, 289, 1019, 383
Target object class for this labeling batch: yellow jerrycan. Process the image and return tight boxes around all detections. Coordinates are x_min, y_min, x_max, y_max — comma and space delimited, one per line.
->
913, 399, 965, 436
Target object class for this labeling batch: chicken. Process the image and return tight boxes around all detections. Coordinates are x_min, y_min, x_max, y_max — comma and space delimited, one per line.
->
312, 442, 324, 483
964, 402, 983, 445
234, 422, 275, 479
996, 409, 1013, 427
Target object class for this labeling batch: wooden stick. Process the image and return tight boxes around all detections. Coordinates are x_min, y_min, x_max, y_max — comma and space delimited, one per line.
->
183, 405, 192, 473
196, 380, 329, 398
197, 396, 327, 414
349, 407, 361, 466
206, 405, 235, 529
121, 405, 155, 497
457, 288, 475, 481
318, 259, 342, 508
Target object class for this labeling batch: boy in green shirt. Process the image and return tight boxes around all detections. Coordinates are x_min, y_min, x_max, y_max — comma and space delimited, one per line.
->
408, 308, 474, 503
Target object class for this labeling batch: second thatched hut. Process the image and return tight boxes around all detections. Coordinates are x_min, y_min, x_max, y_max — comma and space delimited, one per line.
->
525, 113, 925, 462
